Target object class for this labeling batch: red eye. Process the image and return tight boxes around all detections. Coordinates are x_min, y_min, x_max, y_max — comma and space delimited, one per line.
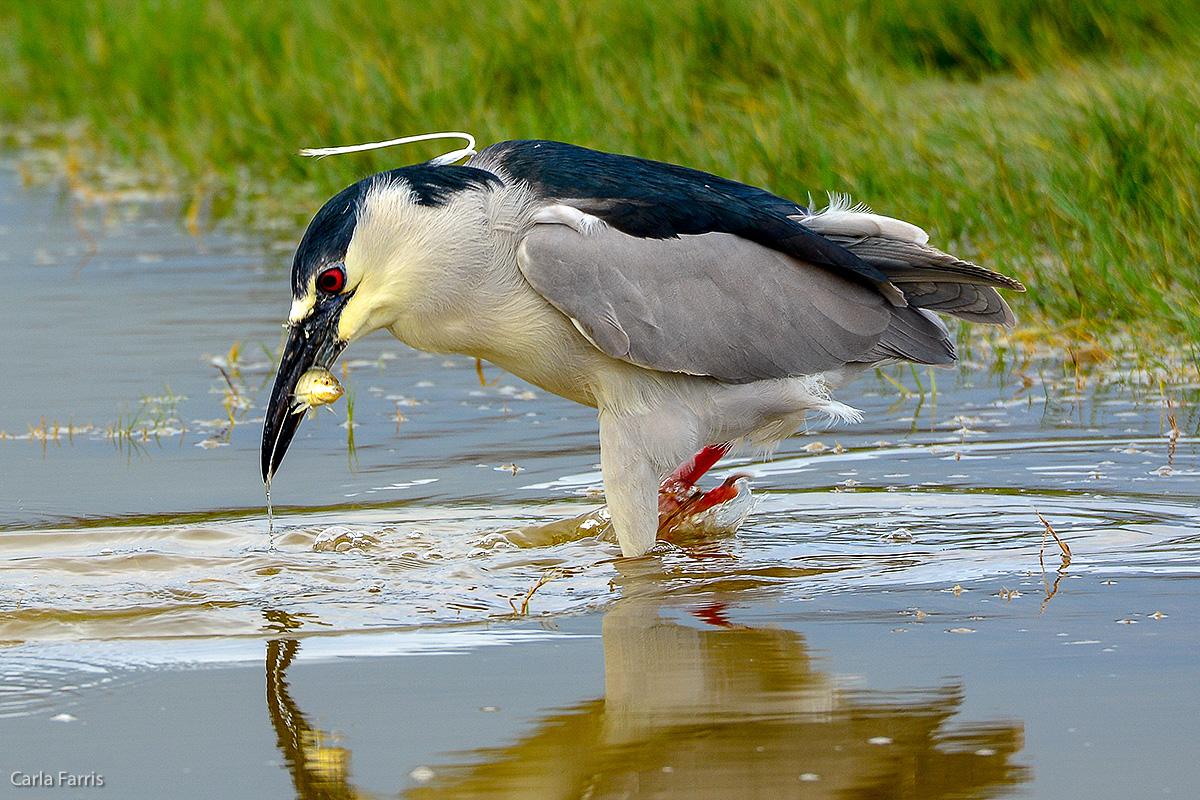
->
316, 266, 346, 294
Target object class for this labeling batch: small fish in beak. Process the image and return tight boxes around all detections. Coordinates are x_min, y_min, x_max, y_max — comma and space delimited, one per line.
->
292, 367, 344, 413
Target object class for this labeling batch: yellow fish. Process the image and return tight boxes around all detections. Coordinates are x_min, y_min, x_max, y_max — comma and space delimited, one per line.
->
292, 367, 344, 413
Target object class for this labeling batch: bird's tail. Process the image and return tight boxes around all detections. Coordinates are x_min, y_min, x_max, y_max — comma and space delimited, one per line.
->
796, 198, 1025, 326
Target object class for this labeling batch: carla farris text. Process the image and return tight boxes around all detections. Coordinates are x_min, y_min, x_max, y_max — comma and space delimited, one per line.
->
10, 771, 105, 788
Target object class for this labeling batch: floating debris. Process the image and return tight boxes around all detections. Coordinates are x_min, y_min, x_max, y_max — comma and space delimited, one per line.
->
509, 568, 564, 616
1036, 509, 1072, 610
409, 767, 435, 782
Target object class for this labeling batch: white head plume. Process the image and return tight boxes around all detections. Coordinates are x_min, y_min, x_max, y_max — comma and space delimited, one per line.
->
298, 131, 477, 165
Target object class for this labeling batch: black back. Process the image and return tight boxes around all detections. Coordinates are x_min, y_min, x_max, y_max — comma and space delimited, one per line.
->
479, 140, 892, 288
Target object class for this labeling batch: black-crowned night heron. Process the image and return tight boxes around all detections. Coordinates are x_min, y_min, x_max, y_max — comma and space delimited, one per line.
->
262, 138, 1023, 557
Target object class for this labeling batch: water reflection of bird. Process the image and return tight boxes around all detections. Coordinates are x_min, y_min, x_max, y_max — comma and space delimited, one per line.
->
262, 572, 1028, 800
262, 139, 1024, 557
267, 637, 359, 800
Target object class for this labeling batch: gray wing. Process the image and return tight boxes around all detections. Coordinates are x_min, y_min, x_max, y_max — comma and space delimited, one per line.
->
516, 221, 954, 384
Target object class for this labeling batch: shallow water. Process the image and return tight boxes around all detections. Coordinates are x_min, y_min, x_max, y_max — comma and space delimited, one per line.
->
2, 163, 1199, 798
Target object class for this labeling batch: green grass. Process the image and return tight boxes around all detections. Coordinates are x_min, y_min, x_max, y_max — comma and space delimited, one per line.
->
1, 0, 1198, 341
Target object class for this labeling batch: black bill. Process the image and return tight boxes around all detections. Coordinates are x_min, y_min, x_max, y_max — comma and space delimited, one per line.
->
260, 295, 350, 483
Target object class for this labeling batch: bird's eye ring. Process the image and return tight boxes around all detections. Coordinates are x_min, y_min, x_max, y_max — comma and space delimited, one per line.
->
316, 266, 346, 294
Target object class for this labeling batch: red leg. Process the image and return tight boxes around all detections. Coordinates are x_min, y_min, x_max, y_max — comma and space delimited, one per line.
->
668, 442, 735, 485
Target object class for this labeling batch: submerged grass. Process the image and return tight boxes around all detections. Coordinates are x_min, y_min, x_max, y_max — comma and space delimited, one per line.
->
1, 0, 1198, 339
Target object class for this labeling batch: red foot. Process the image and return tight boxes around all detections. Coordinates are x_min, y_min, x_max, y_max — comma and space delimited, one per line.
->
692, 601, 736, 628
658, 442, 738, 535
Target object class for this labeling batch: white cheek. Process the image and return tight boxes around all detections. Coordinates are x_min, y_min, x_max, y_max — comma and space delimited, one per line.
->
335, 288, 384, 344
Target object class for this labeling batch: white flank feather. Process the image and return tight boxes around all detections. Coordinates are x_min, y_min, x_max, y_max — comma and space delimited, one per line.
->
799, 193, 930, 245
531, 204, 607, 234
